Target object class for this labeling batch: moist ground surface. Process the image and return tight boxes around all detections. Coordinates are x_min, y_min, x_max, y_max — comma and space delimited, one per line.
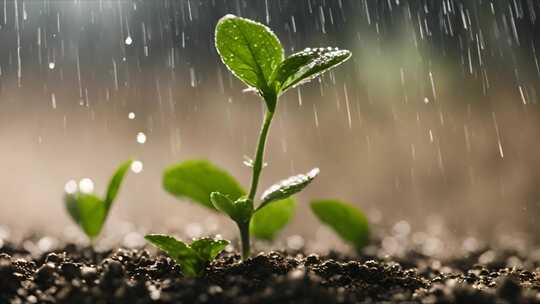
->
1, 240, 540, 304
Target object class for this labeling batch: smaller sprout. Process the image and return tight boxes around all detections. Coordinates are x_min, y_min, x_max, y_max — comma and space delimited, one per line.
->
64, 160, 133, 241
310, 199, 369, 254
145, 234, 228, 277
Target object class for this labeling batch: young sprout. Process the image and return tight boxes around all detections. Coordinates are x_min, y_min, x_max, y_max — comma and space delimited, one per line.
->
154, 14, 351, 260
145, 235, 228, 277
64, 160, 133, 241
310, 200, 369, 253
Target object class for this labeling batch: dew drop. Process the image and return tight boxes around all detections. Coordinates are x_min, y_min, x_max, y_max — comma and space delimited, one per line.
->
125, 36, 133, 45
48, 62, 55, 70
243, 155, 254, 167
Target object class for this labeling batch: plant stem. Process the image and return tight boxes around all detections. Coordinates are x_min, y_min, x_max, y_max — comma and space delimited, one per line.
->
239, 98, 276, 260
247, 109, 275, 202
238, 221, 251, 260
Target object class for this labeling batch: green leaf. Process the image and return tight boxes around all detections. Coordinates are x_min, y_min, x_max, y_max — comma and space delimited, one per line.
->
145, 234, 203, 277
145, 235, 228, 277
211, 193, 253, 224
163, 160, 245, 210
215, 14, 283, 95
190, 238, 229, 262
104, 160, 133, 210
210, 192, 238, 220
251, 197, 296, 241
271, 47, 351, 94
232, 197, 253, 223
310, 200, 369, 253
258, 168, 319, 211
65, 193, 106, 239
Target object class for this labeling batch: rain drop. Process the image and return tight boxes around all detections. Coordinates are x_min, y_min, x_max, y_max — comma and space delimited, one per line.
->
131, 160, 143, 173
64, 180, 78, 194
136, 132, 147, 144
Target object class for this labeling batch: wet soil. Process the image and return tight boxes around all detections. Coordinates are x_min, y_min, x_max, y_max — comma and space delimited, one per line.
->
1, 240, 540, 304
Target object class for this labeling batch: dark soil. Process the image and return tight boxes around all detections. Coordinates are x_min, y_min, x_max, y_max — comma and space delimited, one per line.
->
1, 240, 540, 304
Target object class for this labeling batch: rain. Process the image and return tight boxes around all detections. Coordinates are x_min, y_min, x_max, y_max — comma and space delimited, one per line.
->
0, 0, 539, 247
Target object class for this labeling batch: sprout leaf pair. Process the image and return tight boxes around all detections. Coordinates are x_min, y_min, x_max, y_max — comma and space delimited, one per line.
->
215, 14, 351, 110
145, 234, 228, 277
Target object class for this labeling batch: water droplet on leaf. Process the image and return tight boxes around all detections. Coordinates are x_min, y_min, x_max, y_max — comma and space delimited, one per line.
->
78, 178, 94, 194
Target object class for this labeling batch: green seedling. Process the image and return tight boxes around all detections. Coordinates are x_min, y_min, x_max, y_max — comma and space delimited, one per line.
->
310, 199, 369, 253
64, 160, 133, 241
145, 234, 228, 277
157, 14, 351, 260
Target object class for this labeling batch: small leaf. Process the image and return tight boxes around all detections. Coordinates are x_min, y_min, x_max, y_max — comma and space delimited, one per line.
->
232, 197, 253, 223
258, 168, 319, 210
211, 193, 253, 224
104, 160, 133, 210
310, 200, 369, 252
270, 52, 315, 89
190, 238, 229, 261
163, 160, 245, 210
271, 47, 351, 94
65, 193, 106, 239
215, 14, 283, 95
251, 197, 296, 241
144, 234, 203, 277
210, 192, 238, 220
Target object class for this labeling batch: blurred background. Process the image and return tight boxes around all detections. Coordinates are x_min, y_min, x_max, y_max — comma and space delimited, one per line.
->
1, 0, 540, 252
